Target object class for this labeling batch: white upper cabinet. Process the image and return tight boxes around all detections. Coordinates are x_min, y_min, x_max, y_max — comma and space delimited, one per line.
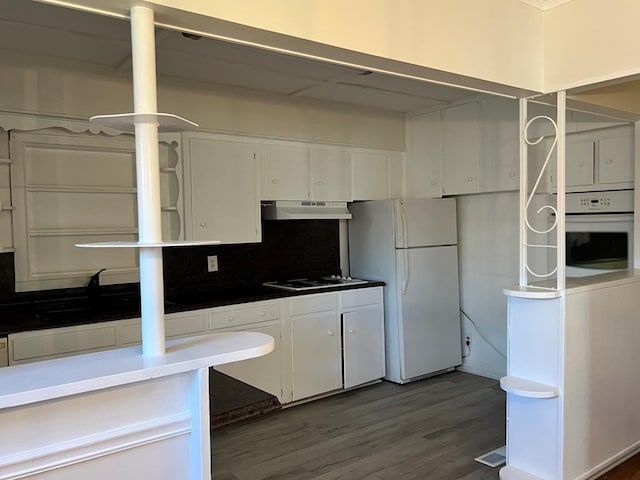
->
407, 111, 442, 198
310, 147, 350, 201
598, 134, 633, 185
262, 142, 310, 201
548, 126, 633, 192
183, 133, 261, 244
479, 97, 519, 192
442, 102, 480, 195
350, 151, 391, 200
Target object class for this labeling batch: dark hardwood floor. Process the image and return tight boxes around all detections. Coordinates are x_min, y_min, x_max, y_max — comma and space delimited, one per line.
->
211, 371, 505, 479
596, 453, 640, 480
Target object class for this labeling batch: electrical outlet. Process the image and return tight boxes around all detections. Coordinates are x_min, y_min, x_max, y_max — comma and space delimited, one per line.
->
207, 255, 218, 272
465, 335, 472, 347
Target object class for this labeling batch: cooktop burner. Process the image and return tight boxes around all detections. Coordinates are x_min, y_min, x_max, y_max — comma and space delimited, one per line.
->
263, 276, 367, 291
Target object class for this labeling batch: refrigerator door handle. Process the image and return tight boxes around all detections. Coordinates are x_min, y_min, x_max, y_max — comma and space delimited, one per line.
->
398, 201, 408, 248
402, 248, 409, 295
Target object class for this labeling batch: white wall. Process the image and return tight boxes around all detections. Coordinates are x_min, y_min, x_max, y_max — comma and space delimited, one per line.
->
457, 192, 549, 379
545, 0, 640, 92
0, 59, 405, 150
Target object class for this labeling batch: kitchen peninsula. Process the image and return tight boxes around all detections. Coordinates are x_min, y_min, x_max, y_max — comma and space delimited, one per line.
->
502, 271, 640, 479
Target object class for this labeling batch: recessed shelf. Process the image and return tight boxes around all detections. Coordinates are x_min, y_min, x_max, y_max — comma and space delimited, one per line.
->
160, 168, 177, 173
499, 465, 544, 480
161, 206, 178, 212
90, 113, 198, 133
500, 376, 559, 399
75, 240, 220, 248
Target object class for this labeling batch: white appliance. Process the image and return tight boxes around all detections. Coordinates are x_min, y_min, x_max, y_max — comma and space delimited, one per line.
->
348, 198, 461, 384
262, 200, 352, 220
550, 190, 634, 278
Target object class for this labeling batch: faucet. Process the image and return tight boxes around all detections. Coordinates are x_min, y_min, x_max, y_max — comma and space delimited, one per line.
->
87, 268, 106, 302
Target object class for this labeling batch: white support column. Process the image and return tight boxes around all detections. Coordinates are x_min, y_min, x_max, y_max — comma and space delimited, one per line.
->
634, 121, 640, 269
556, 91, 566, 291
519, 98, 528, 287
130, 5, 165, 357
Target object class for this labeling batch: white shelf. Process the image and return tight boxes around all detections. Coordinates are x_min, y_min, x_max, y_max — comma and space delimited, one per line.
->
0, 158, 11, 165
0, 206, 14, 211
76, 240, 220, 248
500, 376, 559, 399
161, 206, 178, 212
89, 113, 198, 133
160, 167, 177, 173
499, 465, 544, 480
503, 285, 562, 299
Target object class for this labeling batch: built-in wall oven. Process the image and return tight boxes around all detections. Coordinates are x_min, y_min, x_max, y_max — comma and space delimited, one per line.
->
551, 190, 634, 277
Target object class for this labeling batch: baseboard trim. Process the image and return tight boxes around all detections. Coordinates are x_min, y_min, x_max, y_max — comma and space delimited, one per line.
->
456, 364, 504, 380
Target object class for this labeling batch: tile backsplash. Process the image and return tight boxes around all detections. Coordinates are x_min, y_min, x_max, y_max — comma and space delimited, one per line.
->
0, 219, 340, 300
163, 219, 340, 294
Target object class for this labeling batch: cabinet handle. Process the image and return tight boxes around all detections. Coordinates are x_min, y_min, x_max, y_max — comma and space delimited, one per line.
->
317, 180, 324, 186
259, 310, 266, 317
348, 328, 355, 334
467, 176, 473, 182
509, 171, 516, 177
272, 178, 278, 184
226, 315, 235, 322
605, 159, 613, 165
430, 180, 437, 186
328, 331, 334, 336
200, 222, 207, 227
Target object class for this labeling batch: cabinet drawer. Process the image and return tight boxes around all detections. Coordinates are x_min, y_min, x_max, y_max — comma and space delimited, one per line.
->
289, 293, 338, 316
10, 324, 117, 364
210, 303, 280, 330
341, 288, 382, 309
121, 313, 206, 345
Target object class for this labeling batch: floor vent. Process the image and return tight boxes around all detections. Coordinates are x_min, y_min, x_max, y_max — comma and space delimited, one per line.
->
475, 445, 506, 467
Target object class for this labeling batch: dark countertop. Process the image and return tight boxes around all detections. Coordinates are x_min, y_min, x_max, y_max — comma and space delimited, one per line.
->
0, 281, 384, 337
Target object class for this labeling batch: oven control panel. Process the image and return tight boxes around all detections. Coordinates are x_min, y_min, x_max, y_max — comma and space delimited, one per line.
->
565, 190, 634, 213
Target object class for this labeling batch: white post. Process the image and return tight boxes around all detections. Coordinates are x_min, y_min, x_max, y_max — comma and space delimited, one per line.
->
131, 5, 165, 356
519, 98, 528, 287
556, 91, 566, 290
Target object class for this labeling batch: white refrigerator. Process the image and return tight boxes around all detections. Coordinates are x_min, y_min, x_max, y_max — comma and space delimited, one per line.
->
348, 198, 461, 383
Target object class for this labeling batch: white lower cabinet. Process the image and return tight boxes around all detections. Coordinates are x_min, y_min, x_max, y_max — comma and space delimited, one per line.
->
342, 307, 384, 389
290, 312, 342, 401
4, 287, 385, 408
8, 321, 121, 365
0, 337, 8, 367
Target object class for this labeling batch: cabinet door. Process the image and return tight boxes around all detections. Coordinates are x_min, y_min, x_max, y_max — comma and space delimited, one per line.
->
263, 143, 309, 200
187, 136, 260, 243
549, 141, 595, 189
598, 135, 633, 185
351, 152, 389, 200
291, 313, 341, 401
215, 322, 284, 403
310, 148, 350, 201
407, 111, 442, 198
343, 308, 384, 388
442, 102, 480, 195
479, 97, 519, 192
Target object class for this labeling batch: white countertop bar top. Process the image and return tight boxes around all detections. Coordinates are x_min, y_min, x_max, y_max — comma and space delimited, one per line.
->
0, 332, 274, 409
503, 270, 640, 299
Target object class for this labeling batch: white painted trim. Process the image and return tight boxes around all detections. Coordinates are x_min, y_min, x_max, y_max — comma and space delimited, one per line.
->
515, 0, 574, 11
0, 112, 122, 136
0, 413, 191, 479
456, 364, 503, 381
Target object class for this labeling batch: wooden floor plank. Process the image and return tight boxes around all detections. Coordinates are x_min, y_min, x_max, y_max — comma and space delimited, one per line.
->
211, 371, 505, 480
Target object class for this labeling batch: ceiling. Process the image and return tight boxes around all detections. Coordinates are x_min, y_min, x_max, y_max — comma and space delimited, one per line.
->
0, 0, 481, 115
0, 0, 637, 120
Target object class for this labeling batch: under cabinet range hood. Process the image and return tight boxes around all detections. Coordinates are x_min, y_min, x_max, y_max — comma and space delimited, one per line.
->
261, 200, 352, 220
